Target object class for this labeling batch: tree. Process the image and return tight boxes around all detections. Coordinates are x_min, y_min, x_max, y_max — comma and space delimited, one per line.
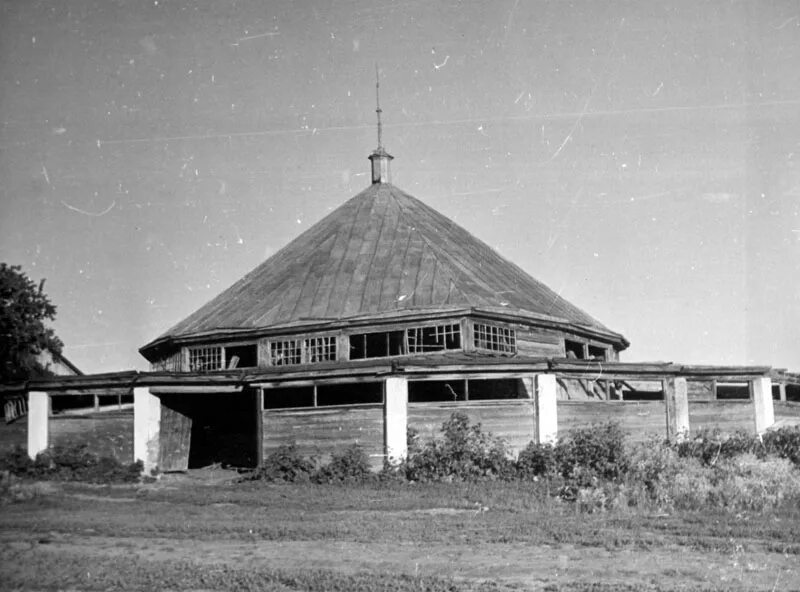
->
0, 263, 63, 383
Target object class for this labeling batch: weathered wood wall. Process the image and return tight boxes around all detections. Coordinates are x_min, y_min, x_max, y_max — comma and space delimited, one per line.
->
774, 401, 800, 422
263, 405, 384, 468
408, 400, 535, 454
49, 409, 134, 461
688, 400, 754, 433
557, 401, 666, 440
516, 326, 564, 357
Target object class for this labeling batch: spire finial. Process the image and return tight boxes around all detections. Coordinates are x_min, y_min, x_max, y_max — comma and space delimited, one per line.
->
368, 66, 393, 184
375, 63, 383, 150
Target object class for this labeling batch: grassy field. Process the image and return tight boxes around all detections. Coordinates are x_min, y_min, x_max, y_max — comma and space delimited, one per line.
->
1, 470, 799, 591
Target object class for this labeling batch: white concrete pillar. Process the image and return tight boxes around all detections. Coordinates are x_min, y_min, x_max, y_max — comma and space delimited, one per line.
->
663, 377, 690, 442
27, 391, 49, 459
751, 376, 775, 434
384, 377, 408, 464
534, 374, 558, 444
134, 387, 161, 474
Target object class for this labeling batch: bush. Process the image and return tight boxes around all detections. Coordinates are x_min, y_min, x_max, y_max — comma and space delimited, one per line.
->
402, 412, 514, 482
241, 444, 315, 483
553, 422, 629, 484
675, 428, 763, 465
312, 444, 372, 484
516, 442, 557, 480
762, 426, 800, 467
0, 444, 142, 484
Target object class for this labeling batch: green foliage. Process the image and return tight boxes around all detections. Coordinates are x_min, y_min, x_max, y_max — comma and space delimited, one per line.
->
0, 444, 142, 483
675, 428, 762, 464
0, 263, 63, 383
515, 442, 558, 479
402, 412, 514, 482
554, 422, 629, 483
312, 444, 372, 484
762, 425, 800, 467
242, 444, 315, 483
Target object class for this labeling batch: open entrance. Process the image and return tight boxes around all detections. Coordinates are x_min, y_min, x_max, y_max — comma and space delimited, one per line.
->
158, 389, 259, 471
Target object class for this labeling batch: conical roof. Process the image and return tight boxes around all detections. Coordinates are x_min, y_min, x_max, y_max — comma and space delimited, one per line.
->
142, 182, 623, 353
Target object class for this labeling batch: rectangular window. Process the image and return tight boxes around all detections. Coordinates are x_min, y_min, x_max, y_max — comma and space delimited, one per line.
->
407, 323, 461, 353
269, 336, 337, 366
349, 330, 406, 360
473, 323, 516, 354
305, 336, 337, 363
564, 339, 586, 359
587, 345, 607, 361
188, 346, 223, 372
270, 339, 303, 366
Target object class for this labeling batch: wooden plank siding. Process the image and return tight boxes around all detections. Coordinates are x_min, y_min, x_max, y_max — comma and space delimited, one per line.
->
516, 325, 564, 357
688, 400, 754, 433
49, 409, 133, 462
408, 400, 535, 455
557, 401, 667, 441
263, 405, 384, 468
774, 401, 800, 421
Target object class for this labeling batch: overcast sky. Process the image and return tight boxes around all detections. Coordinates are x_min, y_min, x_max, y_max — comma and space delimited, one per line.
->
1, 0, 798, 373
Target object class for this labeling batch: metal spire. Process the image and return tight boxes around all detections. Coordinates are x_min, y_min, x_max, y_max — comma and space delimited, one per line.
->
375, 64, 383, 150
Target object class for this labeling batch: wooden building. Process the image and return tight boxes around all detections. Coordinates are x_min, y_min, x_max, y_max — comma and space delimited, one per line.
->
16, 143, 800, 473
131, 142, 635, 470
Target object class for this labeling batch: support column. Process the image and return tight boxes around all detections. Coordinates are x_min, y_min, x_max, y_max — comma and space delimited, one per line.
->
778, 383, 787, 402
134, 387, 161, 474
384, 377, 408, 464
751, 376, 774, 434
663, 377, 690, 442
27, 391, 49, 459
534, 374, 558, 444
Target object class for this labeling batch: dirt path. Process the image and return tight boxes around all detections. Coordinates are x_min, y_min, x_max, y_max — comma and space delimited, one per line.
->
1, 529, 797, 590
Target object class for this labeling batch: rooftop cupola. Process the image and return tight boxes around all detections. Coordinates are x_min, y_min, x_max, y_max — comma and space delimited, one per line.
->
369, 66, 393, 184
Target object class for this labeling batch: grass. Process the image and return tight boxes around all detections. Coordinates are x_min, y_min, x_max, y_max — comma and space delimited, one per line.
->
1, 478, 798, 590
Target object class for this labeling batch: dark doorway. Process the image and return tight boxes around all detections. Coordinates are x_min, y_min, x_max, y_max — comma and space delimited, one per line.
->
159, 389, 259, 470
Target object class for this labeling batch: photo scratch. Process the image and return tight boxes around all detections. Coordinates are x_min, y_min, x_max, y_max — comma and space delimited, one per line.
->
61, 200, 116, 217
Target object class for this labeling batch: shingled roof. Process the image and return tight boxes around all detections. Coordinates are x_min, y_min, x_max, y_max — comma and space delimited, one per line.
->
141, 181, 624, 356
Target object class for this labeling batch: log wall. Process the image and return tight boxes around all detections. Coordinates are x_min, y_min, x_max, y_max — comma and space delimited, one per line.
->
49, 409, 134, 462
408, 400, 535, 454
263, 404, 384, 468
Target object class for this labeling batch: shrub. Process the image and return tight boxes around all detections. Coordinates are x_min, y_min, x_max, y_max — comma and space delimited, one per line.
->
516, 442, 557, 480
402, 412, 514, 482
762, 426, 800, 467
312, 444, 372, 484
0, 444, 142, 484
242, 444, 315, 483
553, 422, 629, 483
675, 428, 763, 465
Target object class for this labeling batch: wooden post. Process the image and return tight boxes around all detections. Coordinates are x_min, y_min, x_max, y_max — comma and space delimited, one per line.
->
133, 387, 161, 474
93, 394, 100, 411
384, 377, 408, 464
777, 383, 787, 402
27, 391, 49, 459
663, 377, 689, 442
534, 374, 558, 444
751, 376, 774, 434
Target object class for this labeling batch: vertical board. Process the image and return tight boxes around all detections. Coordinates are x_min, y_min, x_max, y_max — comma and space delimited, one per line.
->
158, 402, 192, 472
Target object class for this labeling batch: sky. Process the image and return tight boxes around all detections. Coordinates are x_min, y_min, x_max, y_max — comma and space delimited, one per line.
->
1, 0, 798, 374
